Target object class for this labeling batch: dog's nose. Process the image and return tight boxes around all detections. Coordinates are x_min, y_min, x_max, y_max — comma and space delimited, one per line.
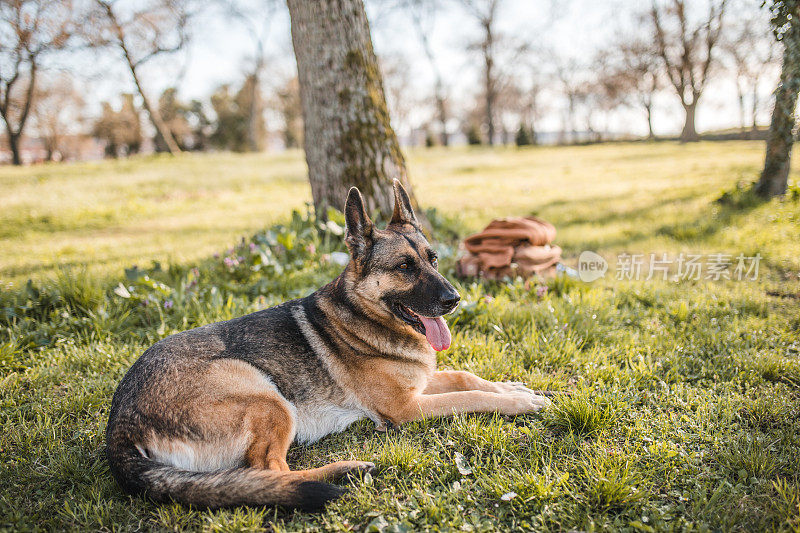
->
441, 294, 460, 310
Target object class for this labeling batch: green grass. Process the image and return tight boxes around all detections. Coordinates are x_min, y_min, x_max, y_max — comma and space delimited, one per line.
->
1, 142, 800, 531
0, 151, 310, 283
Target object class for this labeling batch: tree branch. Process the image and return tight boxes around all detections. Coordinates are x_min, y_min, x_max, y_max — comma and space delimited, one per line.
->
652, 2, 685, 100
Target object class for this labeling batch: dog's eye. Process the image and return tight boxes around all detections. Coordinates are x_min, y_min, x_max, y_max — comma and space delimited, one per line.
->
397, 262, 409, 271
431, 257, 438, 268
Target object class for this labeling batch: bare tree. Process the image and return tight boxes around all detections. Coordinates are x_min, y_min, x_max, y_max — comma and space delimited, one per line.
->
520, 68, 547, 145
591, 58, 630, 142
721, 11, 780, 136
757, 0, 800, 198
602, 37, 663, 139
372, 0, 451, 145
30, 73, 85, 161
460, 0, 502, 145
380, 53, 415, 142
493, 76, 518, 145
287, 0, 418, 220
375, 0, 452, 145
575, 78, 612, 143
556, 58, 585, 143
408, 1, 450, 145
88, 0, 193, 155
0, 0, 77, 165
217, 0, 279, 152
651, 0, 727, 142
555, 64, 616, 144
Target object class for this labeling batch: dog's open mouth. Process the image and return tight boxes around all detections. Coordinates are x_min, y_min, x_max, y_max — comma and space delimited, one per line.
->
392, 302, 451, 352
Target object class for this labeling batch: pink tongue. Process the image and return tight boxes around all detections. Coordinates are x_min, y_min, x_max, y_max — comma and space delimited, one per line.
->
418, 316, 451, 351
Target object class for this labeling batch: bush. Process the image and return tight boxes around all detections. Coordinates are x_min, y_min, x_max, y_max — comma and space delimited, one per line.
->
515, 124, 533, 146
466, 124, 482, 145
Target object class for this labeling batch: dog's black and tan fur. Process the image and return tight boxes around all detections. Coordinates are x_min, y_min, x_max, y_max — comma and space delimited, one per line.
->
106, 180, 550, 510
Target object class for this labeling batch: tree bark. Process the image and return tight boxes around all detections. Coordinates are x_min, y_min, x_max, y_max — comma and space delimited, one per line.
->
757, 43, 799, 198
6, 132, 22, 165
45, 138, 55, 161
287, 0, 418, 220
680, 101, 699, 142
126, 55, 181, 156
736, 83, 746, 136
483, 24, 496, 146
436, 88, 449, 146
1, 60, 37, 166
246, 49, 265, 152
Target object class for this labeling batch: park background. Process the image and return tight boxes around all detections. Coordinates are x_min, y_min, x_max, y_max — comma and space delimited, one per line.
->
0, 0, 787, 164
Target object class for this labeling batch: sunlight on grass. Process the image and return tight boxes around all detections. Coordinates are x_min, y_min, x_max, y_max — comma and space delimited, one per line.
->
1, 142, 799, 531
579, 452, 645, 512
544, 392, 622, 437
4, 141, 799, 284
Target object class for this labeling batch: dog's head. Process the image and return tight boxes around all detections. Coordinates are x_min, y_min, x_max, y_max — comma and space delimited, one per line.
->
342, 179, 460, 351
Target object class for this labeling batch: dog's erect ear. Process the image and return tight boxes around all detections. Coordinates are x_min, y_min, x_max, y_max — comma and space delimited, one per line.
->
390, 179, 418, 227
344, 186, 374, 257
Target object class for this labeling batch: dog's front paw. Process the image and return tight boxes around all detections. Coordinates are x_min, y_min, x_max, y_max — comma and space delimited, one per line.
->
496, 381, 538, 396
502, 391, 551, 415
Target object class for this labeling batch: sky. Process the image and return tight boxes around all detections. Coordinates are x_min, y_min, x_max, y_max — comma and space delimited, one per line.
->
80, 0, 778, 140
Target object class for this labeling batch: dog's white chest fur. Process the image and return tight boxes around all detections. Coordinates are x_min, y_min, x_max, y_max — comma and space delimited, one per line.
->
291, 401, 371, 444
288, 305, 381, 443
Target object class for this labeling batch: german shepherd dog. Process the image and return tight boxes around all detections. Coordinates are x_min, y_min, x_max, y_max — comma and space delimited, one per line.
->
106, 180, 551, 510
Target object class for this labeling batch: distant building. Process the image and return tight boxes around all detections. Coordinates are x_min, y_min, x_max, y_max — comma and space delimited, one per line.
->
0, 135, 107, 165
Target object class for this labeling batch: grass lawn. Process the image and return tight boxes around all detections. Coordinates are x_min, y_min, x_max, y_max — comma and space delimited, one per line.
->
1, 142, 799, 531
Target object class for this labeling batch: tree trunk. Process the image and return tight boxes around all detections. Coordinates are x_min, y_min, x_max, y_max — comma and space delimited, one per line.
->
287, 0, 418, 220
568, 96, 577, 142
45, 139, 55, 161
246, 51, 265, 152
757, 43, 799, 198
482, 18, 496, 147
751, 81, 759, 134
7, 132, 22, 165
680, 101, 699, 142
436, 90, 448, 146
130, 64, 181, 155
1, 62, 37, 166
416, 21, 448, 147
736, 83, 746, 136
645, 102, 655, 140
484, 51, 495, 146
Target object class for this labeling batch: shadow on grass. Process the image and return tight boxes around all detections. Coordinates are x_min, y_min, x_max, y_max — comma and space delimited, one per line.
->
656, 184, 767, 243
522, 182, 786, 264
544, 189, 703, 229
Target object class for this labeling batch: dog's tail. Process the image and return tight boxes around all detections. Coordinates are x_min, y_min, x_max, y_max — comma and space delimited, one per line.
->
106, 443, 344, 511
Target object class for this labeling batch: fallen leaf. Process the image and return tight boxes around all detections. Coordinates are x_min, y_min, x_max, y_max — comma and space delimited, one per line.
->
454, 452, 473, 475
113, 283, 131, 298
